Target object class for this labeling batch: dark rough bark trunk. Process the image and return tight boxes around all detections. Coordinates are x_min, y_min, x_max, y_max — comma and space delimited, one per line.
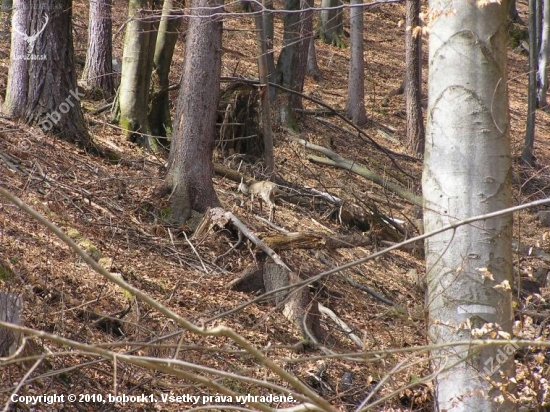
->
82, 0, 114, 99
149, 0, 183, 138
405, 0, 424, 154
345, 0, 367, 125
306, 35, 321, 81
166, 0, 223, 223
115, 0, 159, 150
290, 0, 314, 111
3, 0, 27, 118
274, 0, 301, 128
4, 0, 90, 146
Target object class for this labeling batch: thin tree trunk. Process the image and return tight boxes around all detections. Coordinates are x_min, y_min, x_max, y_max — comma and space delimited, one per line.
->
254, 2, 274, 174
405, 0, 424, 153
524, 0, 538, 165
149, 0, 183, 139
424, 0, 515, 409
166, 0, 223, 223
262, 0, 275, 88
274, 0, 301, 128
345, 0, 367, 125
306, 35, 322, 81
319, 0, 344, 47
537, 0, 550, 108
82, 0, 114, 98
290, 0, 314, 111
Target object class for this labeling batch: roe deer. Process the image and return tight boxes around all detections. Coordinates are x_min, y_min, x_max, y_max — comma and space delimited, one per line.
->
238, 178, 277, 222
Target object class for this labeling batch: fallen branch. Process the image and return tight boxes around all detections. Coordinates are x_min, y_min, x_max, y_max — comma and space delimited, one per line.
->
262, 232, 374, 251
318, 303, 364, 349
195, 207, 291, 271
289, 137, 422, 207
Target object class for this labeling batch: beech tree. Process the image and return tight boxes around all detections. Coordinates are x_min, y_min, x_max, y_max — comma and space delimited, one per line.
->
114, 0, 159, 150
149, 0, 183, 138
537, 0, 549, 108
81, 0, 114, 98
166, 0, 223, 223
4, 0, 90, 146
523, 0, 538, 165
345, 0, 367, 125
423, 0, 515, 409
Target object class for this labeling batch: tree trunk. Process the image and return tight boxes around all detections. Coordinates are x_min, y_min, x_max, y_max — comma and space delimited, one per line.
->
116, 0, 159, 150
424, 0, 515, 409
166, 0, 223, 223
254, 3, 275, 174
3, 0, 27, 118
319, 0, 344, 47
306, 35, 322, 81
274, 0, 301, 128
537, 0, 550, 108
0, 293, 22, 356
82, 0, 114, 99
262, 0, 276, 90
345, 0, 367, 125
149, 0, 183, 139
4, 0, 90, 146
523, 0, 538, 165
405, 0, 424, 153
290, 0, 315, 112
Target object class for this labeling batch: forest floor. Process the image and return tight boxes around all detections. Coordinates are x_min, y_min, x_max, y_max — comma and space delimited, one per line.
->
1, 0, 550, 410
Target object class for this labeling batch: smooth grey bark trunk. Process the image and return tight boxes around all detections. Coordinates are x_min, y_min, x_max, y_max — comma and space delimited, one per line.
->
82, 0, 114, 98
148, 0, 183, 139
424, 0, 515, 409
523, 0, 538, 165
4, 0, 90, 146
537, 0, 550, 108
345, 0, 367, 125
116, 0, 159, 150
166, 0, 223, 223
0, 293, 22, 356
405, 0, 424, 153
